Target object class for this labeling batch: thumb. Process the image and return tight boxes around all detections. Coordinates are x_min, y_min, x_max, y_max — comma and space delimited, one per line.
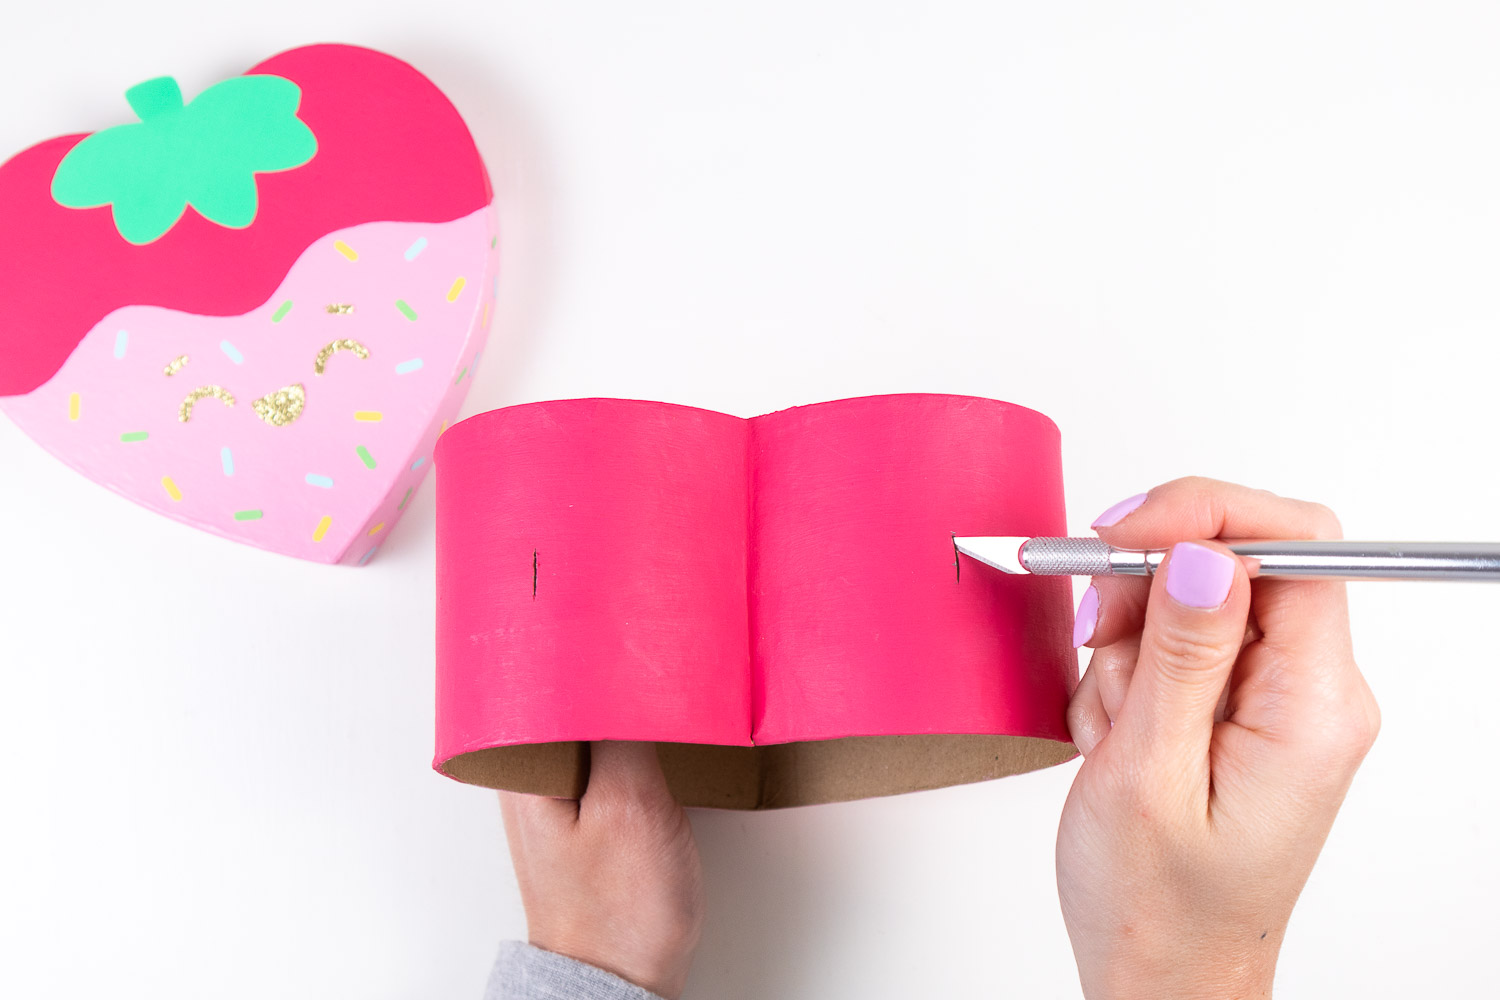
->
1113, 541, 1251, 777
581, 741, 675, 810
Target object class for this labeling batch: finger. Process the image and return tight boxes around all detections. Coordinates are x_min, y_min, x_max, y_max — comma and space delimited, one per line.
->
1113, 540, 1252, 778
498, 788, 578, 882
1073, 576, 1151, 650
1089, 477, 1343, 546
499, 788, 579, 837
1088, 477, 1352, 665
1088, 634, 1142, 723
1067, 663, 1109, 756
581, 741, 675, 814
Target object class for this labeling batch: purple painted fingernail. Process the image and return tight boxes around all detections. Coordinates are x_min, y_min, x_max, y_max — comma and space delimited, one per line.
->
1073, 585, 1100, 647
1092, 492, 1148, 528
1164, 542, 1235, 609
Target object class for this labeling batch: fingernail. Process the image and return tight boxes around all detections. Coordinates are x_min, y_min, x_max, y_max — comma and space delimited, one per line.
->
1072, 585, 1100, 647
1092, 492, 1148, 528
1164, 542, 1235, 609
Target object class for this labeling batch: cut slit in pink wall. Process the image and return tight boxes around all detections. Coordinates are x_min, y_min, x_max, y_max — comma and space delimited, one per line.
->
433, 393, 1079, 809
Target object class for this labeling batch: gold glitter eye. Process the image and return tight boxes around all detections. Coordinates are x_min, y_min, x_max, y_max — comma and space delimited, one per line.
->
251, 384, 306, 427
325, 303, 355, 315
178, 385, 235, 422
313, 338, 370, 375
163, 355, 189, 376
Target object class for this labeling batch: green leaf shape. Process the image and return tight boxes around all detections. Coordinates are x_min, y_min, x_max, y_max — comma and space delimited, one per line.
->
51, 74, 317, 245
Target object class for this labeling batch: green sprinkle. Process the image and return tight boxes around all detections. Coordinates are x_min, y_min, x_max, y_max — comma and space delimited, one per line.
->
233, 509, 263, 521
120, 431, 149, 442
397, 486, 413, 511
454, 366, 467, 385
490, 235, 497, 249
356, 445, 377, 469
271, 300, 293, 322
395, 299, 418, 321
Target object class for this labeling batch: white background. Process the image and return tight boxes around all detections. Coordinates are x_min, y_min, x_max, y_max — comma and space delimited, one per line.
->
2, 3, 1497, 997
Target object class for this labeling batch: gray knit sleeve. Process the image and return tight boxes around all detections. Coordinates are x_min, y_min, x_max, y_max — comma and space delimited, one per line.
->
484, 941, 669, 1000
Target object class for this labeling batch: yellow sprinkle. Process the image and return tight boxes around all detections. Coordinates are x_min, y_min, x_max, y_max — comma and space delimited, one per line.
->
354, 410, 383, 422
446, 277, 467, 302
439, 420, 447, 436
334, 240, 359, 262
68, 393, 80, 421
312, 515, 332, 542
481, 302, 491, 328
161, 476, 182, 502
368, 522, 385, 536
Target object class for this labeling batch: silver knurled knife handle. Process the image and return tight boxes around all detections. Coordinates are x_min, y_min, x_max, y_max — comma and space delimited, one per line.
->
1020, 538, 1500, 581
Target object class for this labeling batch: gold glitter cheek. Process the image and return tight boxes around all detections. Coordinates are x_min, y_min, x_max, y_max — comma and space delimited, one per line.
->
325, 303, 355, 315
313, 338, 371, 375
178, 385, 235, 422
163, 355, 189, 376
252, 384, 306, 427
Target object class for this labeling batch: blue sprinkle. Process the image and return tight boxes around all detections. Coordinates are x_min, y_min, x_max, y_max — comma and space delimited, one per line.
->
395, 358, 423, 375
113, 329, 129, 359
404, 237, 429, 261
305, 473, 334, 489
358, 546, 378, 566
220, 340, 244, 364
220, 447, 234, 477
410, 456, 426, 471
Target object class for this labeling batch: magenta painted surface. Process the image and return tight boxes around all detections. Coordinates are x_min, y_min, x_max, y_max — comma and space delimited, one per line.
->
435, 399, 754, 753
433, 394, 1076, 764
0, 44, 493, 396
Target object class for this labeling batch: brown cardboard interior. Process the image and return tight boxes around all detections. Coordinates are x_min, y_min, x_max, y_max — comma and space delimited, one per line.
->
439, 735, 1078, 809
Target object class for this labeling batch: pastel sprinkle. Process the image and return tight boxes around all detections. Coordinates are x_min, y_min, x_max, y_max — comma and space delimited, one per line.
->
354, 411, 383, 422
334, 240, 358, 262
233, 509, 263, 521
481, 302, 491, 328
395, 358, 423, 375
410, 456, 426, 471
439, 420, 447, 435
68, 393, 80, 421
120, 431, 148, 443
356, 445, 377, 469
491, 235, 497, 249
161, 476, 182, 501
305, 473, 334, 489
397, 487, 413, 511
113, 329, 129, 359
446, 277, 467, 302
395, 299, 418, 322
271, 300, 294, 323
220, 447, 234, 476
312, 516, 332, 542
404, 237, 428, 261
368, 522, 385, 536
358, 546, 378, 566
220, 340, 244, 364
454, 367, 467, 385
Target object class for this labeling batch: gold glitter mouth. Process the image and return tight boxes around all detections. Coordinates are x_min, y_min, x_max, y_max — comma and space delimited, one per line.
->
252, 384, 306, 427
163, 355, 189, 376
178, 385, 235, 422
325, 303, 356, 315
313, 338, 370, 375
